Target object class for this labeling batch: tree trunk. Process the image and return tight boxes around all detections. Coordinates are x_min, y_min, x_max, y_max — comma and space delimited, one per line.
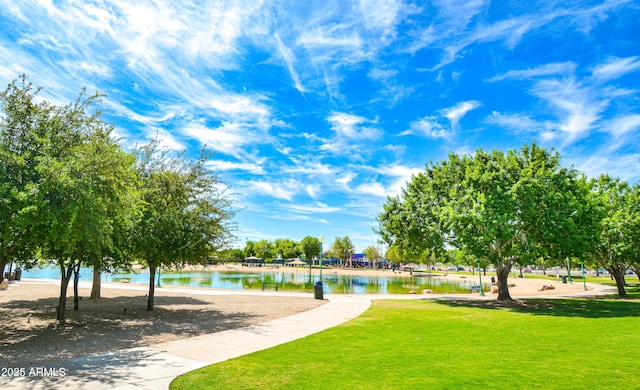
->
147, 265, 156, 311
57, 263, 74, 324
0, 255, 7, 282
73, 263, 81, 311
631, 265, 640, 282
496, 263, 513, 301
90, 265, 101, 299
611, 270, 628, 298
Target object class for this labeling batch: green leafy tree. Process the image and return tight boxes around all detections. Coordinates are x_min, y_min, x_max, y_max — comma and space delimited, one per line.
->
274, 238, 301, 259
1, 76, 135, 323
254, 239, 274, 260
363, 245, 380, 268
0, 75, 47, 280
448, 249, 469, 269
244, 240, 256, 257
299, 236, 321, 266
401, 246, 432, 266
376, 171, 447, 267
590, 175, 640, 297
378, 143, 596, 301
216, 248, 244, 262
132, 140, 234, 310
330, 236, 355, 268
385, 245, 403, 265
83, 130, 141, 300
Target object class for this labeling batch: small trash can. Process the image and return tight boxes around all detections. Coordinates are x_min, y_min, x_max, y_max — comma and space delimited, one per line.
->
14, 268, 22, 281
561, 275, 567, 284
314, 281, 323, 300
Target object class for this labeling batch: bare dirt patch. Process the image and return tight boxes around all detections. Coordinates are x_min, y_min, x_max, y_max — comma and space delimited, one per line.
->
0, 281, 323, 367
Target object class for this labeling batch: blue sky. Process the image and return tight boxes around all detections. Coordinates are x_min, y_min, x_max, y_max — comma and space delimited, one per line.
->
1, 0, 639, 253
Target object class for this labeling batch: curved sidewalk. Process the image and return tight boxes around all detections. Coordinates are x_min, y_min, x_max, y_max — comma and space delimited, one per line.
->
2, 294, 371, 390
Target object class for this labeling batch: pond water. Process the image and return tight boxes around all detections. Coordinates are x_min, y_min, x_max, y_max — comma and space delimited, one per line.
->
21, 266, 483, 295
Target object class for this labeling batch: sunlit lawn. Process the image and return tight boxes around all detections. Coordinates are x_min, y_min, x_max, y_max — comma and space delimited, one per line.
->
171, 289, 640, 389
431, 268, 640, 287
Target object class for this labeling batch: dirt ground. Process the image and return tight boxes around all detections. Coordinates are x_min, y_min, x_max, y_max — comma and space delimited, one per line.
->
0, 280, 324, 367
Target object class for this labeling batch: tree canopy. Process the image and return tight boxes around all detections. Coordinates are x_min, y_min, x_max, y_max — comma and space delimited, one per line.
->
377, 143, 598, 301
274, 238, 302, 259
131, 139, 235, 310
1, 75, 141, 322
590, 175, 640, 297
1, 75, 236, 321
299, 236, 322, 263
330, 236, 355, 268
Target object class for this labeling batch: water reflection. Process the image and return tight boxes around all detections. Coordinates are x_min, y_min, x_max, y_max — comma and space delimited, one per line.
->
22, 266, 481, 295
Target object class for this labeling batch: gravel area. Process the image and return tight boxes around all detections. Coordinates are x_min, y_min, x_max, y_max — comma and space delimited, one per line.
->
0, 280, 324, 367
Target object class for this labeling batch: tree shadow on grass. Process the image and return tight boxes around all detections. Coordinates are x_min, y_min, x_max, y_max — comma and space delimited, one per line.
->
430, 295, 640, 318
0, 294, 258, 367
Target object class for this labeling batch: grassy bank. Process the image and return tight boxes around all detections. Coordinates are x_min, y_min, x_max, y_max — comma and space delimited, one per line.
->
171, 293, 639, 389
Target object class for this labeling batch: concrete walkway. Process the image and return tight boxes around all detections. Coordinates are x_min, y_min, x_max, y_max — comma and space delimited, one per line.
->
2, 293, 371, 390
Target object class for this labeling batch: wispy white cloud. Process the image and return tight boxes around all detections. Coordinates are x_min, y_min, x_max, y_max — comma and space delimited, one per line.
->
206, 160, 267, 175
327, 112, 381, 139
181, 122, 247, 150
359, 0, 402, 36
242, 179, 305, 202
574, 153, 640, 184
298, 29, 363, 50
341, 196, 387, 218
304, 184, 320, 199
442, 100, 481, 127
326, 163, 421, 218
489, 55, 640, 146
417, 0, 632, 70
357, 163, 423, 197
146, 128, 187, 151
530, 78, 601, 143
488, 62, 577, 82
402, 100, 480, 138
600, 114, 640, 153
402, 116, 449, 138
281, 202, 341, 214
321, 112, 382, 153
591, 56, 640, 82
353, 181, 387, 197
605, 114, 640, 138
263, 0, 405, 103
274, 32, 305, 94
367, 67, 398, 81
487, 111, 555, 140
335, 171, 357, 187
283, 159, 336, 175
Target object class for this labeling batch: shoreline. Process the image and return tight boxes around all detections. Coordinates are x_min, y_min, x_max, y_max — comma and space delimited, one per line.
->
19, 263, 617, 299
166, 263, 614, 298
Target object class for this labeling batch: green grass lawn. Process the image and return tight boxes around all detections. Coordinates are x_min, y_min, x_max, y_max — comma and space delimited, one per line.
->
171, 294, 640, 389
